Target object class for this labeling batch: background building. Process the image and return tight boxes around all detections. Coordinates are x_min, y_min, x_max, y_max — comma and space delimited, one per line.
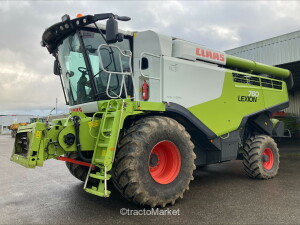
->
0, 115, 34, 134
0, 114, 66, 135
226, 30, 300, 116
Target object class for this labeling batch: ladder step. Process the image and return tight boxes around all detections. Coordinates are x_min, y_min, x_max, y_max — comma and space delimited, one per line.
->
89, 173, 112, 180
94, 158, 104, 164
105, 114, 115, 118
103, 128, 112, 132
98, 143, 108, 147
89, 173, 105, 180
85, 187, 111, 197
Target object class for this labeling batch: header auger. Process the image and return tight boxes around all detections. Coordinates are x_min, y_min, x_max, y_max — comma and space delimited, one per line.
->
11, 13, 292, 207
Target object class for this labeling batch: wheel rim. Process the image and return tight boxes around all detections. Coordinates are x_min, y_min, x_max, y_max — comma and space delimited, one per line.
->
148, 141, 181, 184
262, 148, 274, 170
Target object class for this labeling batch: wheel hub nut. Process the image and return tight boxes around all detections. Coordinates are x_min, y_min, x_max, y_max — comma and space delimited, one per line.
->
150, 154, 159, 167
263, 155, 269, 162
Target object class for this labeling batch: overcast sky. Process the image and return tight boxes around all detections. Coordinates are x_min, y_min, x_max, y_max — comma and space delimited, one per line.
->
1, 0, 300, 116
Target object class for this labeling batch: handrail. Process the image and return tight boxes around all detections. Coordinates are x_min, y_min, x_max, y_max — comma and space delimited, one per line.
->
97, 44, 132, 75
139, 52, 162, 102
97, 44, 135, 99
89, 111, 105, 139
139, 52, 161, 80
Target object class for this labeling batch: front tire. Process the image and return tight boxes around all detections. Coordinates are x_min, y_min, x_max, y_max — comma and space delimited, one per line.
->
243, 135, 279, 179
112, 116, 196, 207
65, 152, 90, 182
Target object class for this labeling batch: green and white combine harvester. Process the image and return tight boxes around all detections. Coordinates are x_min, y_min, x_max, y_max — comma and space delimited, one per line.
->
11, 13, 294, 207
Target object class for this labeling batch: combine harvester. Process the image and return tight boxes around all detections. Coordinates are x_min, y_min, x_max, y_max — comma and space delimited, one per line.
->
11, 13, 293, 207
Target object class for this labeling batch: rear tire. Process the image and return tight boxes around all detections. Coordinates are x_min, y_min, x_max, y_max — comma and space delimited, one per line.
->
243, 135, 279, 179
112, 116, 196, 207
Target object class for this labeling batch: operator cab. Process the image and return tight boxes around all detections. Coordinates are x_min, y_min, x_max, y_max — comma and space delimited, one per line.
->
41, 13, 133, 106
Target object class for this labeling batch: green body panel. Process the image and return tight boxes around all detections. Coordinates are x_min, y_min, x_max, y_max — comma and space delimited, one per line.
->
226, 55, 290, 79
55, 115, 100, 153
43, 123, 65, 159
188, 70, 289, 136
263, 82, 288, 108
10, 122, 47, 168
133, 101, 166, 111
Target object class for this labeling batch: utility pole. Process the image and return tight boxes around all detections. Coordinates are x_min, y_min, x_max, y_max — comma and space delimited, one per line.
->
56, 98, 58, 114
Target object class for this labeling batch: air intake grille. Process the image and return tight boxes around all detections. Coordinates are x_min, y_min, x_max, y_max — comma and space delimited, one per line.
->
232, 73, 283, 90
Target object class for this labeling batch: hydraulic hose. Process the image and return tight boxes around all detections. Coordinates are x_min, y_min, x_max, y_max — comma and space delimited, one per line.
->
71, 116, 92, 163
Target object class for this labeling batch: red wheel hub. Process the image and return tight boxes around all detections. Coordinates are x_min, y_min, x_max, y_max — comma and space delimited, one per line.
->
148, 141, 181, 184
262, 148, 274, 170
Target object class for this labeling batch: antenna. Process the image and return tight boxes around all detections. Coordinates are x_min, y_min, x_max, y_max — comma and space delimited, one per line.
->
47, 107, 56, 123
56, 98, 58, 115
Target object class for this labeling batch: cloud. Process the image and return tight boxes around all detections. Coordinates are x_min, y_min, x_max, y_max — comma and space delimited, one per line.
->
0, 49, 65, 114
1, 1, 300, 115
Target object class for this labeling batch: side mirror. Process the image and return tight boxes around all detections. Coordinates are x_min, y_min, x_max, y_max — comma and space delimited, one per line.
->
106, 17, 118, 44
54, 59, 60, 75
106, 17, 124, 44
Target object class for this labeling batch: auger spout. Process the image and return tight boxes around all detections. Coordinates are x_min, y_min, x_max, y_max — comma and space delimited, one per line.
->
226, 54, 290, 79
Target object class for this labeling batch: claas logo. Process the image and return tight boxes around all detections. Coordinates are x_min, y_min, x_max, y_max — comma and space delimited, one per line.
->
70, 107, 82, 112
196, 48, 225, 62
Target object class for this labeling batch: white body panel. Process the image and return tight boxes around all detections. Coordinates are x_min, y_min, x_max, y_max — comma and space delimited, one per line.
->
133, 31, 172, 102
132, 31, 226, 107
162, 56, 226, 108
172, 39, 226, 65
69, 101, 99, 113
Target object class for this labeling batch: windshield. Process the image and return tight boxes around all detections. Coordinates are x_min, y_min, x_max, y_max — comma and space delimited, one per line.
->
57, 29, 131, 105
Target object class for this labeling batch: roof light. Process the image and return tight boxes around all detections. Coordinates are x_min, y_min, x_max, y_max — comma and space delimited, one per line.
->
62, 14, 70, 22
77, 13, 83, 18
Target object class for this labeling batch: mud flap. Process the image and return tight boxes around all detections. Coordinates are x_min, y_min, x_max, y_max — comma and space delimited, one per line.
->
10, 122, 46, 168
